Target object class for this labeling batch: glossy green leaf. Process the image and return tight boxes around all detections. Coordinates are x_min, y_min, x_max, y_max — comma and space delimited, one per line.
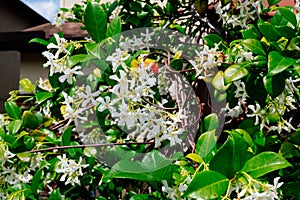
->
257, 22, 280, 42
13, 131, 29, 147
49, 189, 62, 200
25, 136, 35, 149
212, 71, 227, 91
186, 153, 204, 163
287, 36, 300, 51
36, 92, 53, 104
184, 170, 229, 199
106, 151, 173, 182
279, 142, 300, 158
263, 73, 285, 99
241, 151, 292, 178
29, 38, 49, 46
19, 78, 35, 93
274, 25, 295, 40
22, 111, 40, 129
224, 64, 249, 83
228, 131, 254, 172
62, 126, 72, 146
7, 189, 27, 200
242, 39, 266, 56
84, 1, 107, 43
241, 24, 261, 40
5, 101, 21, 119
68, 54, 88, 67
31, 130, 47, 142
201, 113, 219, 132
203, 34, 224, 48
209, 137, 234, 177
7, 120, 22, 135
31, 168, 43, 194
267, 51, 294, 77
234, 129, 257, 153
267, 0, 280, 6
196, 130, 217, 162
252, 55, 267, 68
106, 17, 122, 38
273, 7, 297, 28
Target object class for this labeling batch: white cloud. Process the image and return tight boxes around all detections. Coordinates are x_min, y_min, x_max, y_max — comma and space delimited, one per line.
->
22, 0, 59, 22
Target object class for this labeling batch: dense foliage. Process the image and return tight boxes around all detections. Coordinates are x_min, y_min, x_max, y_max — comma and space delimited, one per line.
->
1, 0, 300, 199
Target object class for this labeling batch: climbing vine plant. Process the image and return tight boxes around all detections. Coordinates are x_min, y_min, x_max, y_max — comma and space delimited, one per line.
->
1, 0, 300, 199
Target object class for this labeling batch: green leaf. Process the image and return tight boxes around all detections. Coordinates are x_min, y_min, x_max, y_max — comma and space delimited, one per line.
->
31, 168, 43, 194
287, 36, 300, 51
279, 142, 300, 158
273, 25, 295, 40
196, 130, 217, 163
49, 189, 62, 200
241, 151, 292, 178
201, 113, 219, 132
62, 126, 72, 146
68, 54, 88, 67
224, 64, 249, 83
273, 7, 297, 28
257, 22, 280, 42
209, 137, 234, 177
24, 136, 35, 149
36, 92, 53, 104
212, 71, 228, 91
29, 38, 49, 46
228, 130, 254, 172
263, 73, 285, 99
267, 0, 280, 6
252, 55, 267, 68
267, 51, 294, 77
242, 39, 266, 56
5, 101, 21, 119
7, 189, 27, 200
184, 170, 229, 199
22, 111, 40, 129
241, 24, 261, 40
13, 130, 29, 146
106, 17, 122, 38
106, 151, 173, 182
31, 130, 47, 142
234, 129, 257, 153
84, 1, 107, 43
7, 120, 22, 135
17, 152, 32, 162
203, 34, 224, 48
19, 78, 35, 93
186, 153, 204, 163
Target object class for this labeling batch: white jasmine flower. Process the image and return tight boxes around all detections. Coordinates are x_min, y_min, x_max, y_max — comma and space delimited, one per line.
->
59, 66, 84, 84
47, 33, 70, 57
78, 85, 100, 107
106, 48, 130, 72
